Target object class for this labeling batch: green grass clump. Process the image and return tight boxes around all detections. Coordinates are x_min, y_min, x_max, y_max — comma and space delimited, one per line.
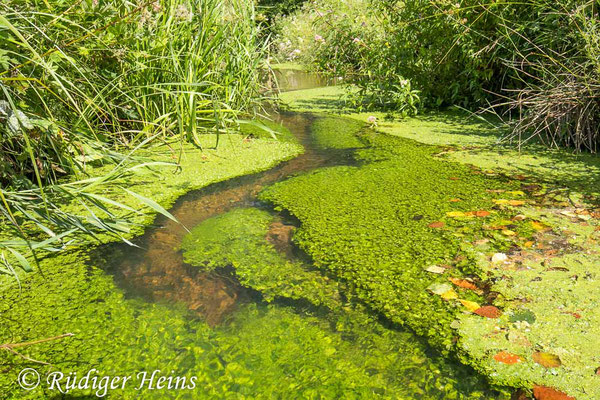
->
181, 207, 341, 308
311, 116, 365, 149
259, 126, 525, 351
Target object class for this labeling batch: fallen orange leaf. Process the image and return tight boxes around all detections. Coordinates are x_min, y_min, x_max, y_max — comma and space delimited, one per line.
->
474, 306, 502, 318
449, 278, 479, 291
475, 210, 491, 217
428, 221, 445, 228
533, 385, 575, 400
449, 198, 462, 203
493, 351, 523, 365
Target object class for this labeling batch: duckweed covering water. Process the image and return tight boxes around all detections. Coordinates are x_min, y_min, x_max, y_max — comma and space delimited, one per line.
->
180, 208, 506, 399
280, 83, 600, 397
311, 116, 365, 150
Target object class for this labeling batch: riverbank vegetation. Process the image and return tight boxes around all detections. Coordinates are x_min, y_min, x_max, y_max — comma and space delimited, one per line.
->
272, 0, 600, 150
0, 0, 269, 276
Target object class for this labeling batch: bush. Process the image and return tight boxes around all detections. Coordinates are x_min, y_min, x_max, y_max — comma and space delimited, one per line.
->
274, 0, 600, 149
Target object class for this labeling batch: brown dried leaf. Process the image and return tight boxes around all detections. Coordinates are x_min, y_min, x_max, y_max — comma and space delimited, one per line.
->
428, 221, 445, 229
533, 385, 575, 400
449, 278, 479, 291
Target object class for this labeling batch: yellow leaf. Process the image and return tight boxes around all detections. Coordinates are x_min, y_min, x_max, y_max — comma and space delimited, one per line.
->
507, 190, 525, 197
441, 289, 458, 300
493, 199, 510, 205
508, 200, 525, 206
447, 211, 467, 218
502, 229, 517, 236
530, 221, 549, 231
459, 299, 481, 312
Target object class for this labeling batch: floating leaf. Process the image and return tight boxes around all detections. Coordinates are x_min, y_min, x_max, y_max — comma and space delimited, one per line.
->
531, 221, 550, 231
494, 199, 526, 206
449, 278, 479, 291
474, 306, 502, 318
509, 200, 525, 206
532, 352, 561, 368
441, 288, 458, 300
493, 351, 522, 364
427, 283, 457, 300
459, 299, 481, 312
428, 221, 445, 229
427, 283, 453, 295
447, 211, 467, 218
533, 385, 575, 400
425, 265, 447, 274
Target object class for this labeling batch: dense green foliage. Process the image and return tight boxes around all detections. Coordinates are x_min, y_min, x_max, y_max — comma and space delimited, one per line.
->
273, 0, 600, 149
0, 0, 266, 276
260, 124, 530, 351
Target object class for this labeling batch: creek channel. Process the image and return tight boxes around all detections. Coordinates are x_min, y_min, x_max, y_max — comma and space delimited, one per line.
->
96, 70, 507, 399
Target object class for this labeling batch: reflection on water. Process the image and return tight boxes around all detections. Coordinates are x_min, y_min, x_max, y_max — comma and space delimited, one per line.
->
273, 69, 336, 92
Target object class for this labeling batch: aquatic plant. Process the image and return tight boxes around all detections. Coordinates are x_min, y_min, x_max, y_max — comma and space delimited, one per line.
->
259, 124, 529, 351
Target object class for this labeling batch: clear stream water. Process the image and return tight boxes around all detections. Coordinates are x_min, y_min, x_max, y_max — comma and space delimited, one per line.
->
98, 72, 507, 398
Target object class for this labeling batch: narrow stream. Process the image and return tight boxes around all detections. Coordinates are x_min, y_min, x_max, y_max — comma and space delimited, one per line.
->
96, 71, 506, 398
108, 109, 355, 325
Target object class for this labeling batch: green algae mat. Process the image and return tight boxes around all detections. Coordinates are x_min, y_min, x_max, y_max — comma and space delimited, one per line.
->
273, 85, 600, 399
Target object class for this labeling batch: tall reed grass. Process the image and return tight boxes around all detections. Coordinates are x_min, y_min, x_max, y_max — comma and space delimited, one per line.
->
0, 0, 266, 280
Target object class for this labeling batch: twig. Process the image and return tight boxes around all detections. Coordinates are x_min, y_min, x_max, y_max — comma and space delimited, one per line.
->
0, 333, 75, 366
